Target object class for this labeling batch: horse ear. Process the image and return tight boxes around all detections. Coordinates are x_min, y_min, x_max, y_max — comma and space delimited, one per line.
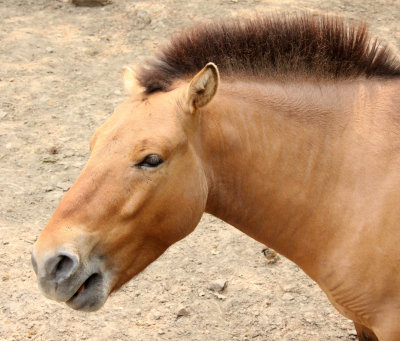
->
123, 66, 144, 95
185, 63, 219, 113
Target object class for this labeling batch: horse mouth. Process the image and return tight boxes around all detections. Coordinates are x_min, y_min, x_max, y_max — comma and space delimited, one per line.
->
66, 272, 106, 311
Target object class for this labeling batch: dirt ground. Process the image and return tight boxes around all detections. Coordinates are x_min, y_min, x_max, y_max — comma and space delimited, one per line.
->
1, 0, 399, 340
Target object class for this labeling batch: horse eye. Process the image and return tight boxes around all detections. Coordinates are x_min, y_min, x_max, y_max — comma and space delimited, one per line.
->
136, 154, 163, 168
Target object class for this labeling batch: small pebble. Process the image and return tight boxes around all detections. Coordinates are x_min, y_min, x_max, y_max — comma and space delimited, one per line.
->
282, 293, 294, 301
177, 307, 189, 317
208, 279, 227, 292
152, 310, 162, 320
49, 146, 58, 154
56, 182, 71, 192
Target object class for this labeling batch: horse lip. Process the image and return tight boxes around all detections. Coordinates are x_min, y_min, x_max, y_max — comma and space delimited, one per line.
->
66, 272, 107, 311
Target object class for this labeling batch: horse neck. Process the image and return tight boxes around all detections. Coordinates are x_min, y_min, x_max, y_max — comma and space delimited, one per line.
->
198, 78, 400, 276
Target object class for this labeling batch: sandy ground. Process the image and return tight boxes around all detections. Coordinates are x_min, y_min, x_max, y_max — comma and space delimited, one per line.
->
1, 0, 399, 340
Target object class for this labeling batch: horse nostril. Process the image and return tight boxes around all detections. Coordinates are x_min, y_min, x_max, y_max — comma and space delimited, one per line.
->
55, 255, 75, 282
44, 253, 79, 283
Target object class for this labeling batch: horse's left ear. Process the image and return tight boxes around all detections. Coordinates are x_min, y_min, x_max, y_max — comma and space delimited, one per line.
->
123, 66, 144, 95
184, 62, 219, 114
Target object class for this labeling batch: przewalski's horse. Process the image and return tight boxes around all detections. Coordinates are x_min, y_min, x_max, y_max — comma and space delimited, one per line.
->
32, 14, 400, 340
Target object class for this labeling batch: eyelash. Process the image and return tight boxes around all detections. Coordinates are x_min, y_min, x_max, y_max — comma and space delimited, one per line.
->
135, 154, 164, 168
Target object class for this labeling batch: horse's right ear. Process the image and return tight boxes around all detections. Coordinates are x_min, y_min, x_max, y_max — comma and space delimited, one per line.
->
123, 66, 144, 95
184, 63, 219, 114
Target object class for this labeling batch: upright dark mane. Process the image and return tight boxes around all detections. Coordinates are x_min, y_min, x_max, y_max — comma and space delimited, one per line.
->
137, 14, 400, 93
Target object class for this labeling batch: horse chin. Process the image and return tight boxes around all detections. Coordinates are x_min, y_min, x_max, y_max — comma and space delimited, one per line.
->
65, 272, 109, 312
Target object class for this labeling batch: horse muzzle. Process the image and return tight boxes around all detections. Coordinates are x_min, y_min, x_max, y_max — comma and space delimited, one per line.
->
31, 247, 110, 311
